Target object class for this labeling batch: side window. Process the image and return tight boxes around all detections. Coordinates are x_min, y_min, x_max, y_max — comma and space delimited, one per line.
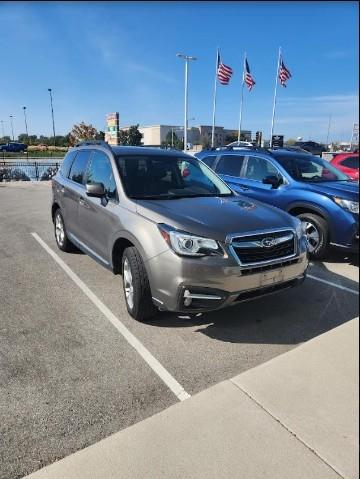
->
342, 156, 359, 169
245, 156, 279, 181
69, 150, 91, 185
86, 151, 117, 200
215, 155, 245, 177
200, 156, 217, 169
60, 151, 77, 178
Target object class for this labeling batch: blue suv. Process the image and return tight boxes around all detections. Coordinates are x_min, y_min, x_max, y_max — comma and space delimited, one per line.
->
195, 147, 359, 259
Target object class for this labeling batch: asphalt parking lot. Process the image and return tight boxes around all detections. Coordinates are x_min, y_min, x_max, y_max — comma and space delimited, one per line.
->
0, 182, 358, 479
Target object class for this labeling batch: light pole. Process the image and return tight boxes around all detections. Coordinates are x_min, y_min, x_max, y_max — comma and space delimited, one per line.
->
48, 88, 56, 146
176, 53, 197, 152
23, 106, 29, 138
0, 120, 5, 140
9, 115, 14, 141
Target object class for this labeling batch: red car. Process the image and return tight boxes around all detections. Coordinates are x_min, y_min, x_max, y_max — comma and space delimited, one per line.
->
330, 152, 359, 180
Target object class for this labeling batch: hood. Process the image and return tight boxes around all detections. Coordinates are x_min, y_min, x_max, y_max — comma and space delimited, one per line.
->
136, 195, 297, 242
302, 181, 359, 201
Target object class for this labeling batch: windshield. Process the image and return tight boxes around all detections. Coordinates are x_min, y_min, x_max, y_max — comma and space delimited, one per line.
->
115, 154, 233, 199
273, 154, 350, 182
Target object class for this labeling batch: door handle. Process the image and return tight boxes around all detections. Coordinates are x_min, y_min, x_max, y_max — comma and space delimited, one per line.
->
79, 197, 87, 207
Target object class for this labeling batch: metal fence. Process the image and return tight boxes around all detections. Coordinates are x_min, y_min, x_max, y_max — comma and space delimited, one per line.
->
0, 161, 61, 182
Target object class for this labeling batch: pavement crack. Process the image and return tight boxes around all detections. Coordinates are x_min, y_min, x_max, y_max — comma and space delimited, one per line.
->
229, 379, 346, 479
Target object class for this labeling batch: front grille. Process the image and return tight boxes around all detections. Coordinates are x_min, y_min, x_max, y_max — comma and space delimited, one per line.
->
231, 230, 296, 266
234, 278, 300, 303
241, 258, 300, 276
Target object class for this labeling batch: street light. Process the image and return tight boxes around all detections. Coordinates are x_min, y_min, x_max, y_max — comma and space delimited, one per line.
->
9, 115, 14, 141
23, 106, 29, 139
176, 53, 197, 152
48, 88, 56, 147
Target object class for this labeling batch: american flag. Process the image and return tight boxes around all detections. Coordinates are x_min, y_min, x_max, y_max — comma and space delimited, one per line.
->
278, 57, 291, 87
244, 58, 255, 91
217, 52, 233, 85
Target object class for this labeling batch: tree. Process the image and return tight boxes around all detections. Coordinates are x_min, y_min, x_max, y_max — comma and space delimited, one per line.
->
127, 124, 142, 146
68, 122, 99, 146
162, 131, 183, 149
286, 138, 296, 145
118, 125, 143, 146
18, 133, 30, 144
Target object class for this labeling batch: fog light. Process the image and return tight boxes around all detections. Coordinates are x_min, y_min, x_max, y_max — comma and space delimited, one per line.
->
183, 289, 192, 307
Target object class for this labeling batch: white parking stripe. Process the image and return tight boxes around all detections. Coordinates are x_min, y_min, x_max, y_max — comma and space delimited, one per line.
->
308, 274, 358, 295
31, 232, 191, 402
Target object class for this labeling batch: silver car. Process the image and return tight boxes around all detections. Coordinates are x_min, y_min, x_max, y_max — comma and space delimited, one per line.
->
52, 141, 308, 321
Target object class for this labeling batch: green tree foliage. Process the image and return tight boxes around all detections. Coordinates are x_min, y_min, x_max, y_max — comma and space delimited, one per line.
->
127, 124, 142, 146
285, 138, 296, 145
119, 125, 143, 146
162, 131, 183, 149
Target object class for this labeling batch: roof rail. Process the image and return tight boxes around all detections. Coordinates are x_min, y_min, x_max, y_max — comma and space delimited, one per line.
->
212, 145, 274, 156
74, 140, 112, 149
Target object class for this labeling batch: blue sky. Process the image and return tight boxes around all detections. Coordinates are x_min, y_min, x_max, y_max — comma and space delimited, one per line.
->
0, 1, 358, 142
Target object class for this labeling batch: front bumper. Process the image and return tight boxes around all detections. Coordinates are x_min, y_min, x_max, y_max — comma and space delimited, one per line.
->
147, 239, 308, 313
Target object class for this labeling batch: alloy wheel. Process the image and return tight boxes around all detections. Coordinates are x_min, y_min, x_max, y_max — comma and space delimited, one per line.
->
55, 213, 65, 247
305, 221, 320, 253
123, 258, 134, 310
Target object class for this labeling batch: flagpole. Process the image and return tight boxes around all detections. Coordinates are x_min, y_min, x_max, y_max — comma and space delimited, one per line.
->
237, 52, 246, 142
270, 46, 281, 147
211, 47, 219, 148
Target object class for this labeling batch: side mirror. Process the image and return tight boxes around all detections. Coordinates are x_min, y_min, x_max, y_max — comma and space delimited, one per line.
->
86, 182, 106, 197
262, 175, 282, 189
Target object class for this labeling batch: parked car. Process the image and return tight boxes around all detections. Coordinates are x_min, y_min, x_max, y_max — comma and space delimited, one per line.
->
330, 153, 359, 181
195, 147, 359, 259
0, 142, 28, 153
52, 141, 308, 321
294, 141, 326, 156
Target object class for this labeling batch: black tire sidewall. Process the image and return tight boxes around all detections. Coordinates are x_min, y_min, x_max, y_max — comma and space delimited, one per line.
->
298, 213, 329, 259
121, 247, 156, 321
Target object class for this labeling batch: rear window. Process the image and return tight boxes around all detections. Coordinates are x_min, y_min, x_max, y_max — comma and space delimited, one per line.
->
69, 150, 91, 184
215, 155, 245, 176
200, 155, 217, 169
341, 156, 359, 169
60, 151, 77, 178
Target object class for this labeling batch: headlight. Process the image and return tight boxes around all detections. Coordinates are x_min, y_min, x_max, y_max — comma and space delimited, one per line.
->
333, 197, 359, 214
158, 224, 223, 257
295, 219, 307, 239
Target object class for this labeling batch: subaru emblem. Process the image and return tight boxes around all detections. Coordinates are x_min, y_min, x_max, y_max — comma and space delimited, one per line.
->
261, 237, 276, 248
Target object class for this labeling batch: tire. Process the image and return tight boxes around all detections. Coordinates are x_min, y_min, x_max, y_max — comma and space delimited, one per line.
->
297, 212, 329, 260
54, 208, 75, 252
122, 246, 157, 321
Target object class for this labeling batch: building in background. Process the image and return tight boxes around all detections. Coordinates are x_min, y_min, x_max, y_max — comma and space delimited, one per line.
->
105, 113, 120, 145
119, 124, 251, 147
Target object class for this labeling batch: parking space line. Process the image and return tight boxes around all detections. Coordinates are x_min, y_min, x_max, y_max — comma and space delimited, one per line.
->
31, 232, 191, 402
308, 274, 358, 295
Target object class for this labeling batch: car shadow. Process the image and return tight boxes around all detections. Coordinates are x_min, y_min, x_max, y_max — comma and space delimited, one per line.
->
321, 247, 359, 267
146, 265, 358, 346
